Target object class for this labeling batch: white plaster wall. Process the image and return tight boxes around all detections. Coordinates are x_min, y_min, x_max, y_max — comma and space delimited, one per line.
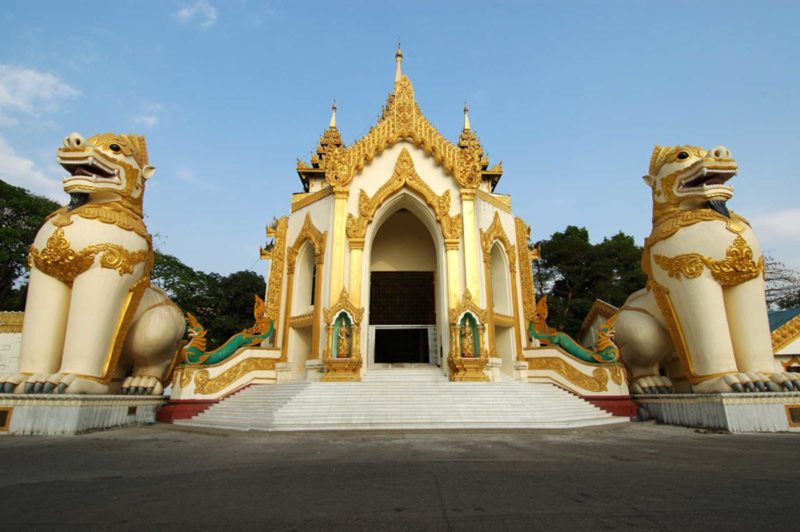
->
490, 244, 511, 315
370, 211, 436, 272
0, 333, 21, 374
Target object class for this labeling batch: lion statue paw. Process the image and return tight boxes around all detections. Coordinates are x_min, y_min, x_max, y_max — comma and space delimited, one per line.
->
120, 376, 163, 396
630, 375, 674, 395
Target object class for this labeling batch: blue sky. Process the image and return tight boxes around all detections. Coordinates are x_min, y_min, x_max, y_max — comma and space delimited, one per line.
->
1, 0, 799, 276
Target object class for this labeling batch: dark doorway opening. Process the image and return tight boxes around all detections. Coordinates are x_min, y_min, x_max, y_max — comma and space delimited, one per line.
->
374, 329, 430, 364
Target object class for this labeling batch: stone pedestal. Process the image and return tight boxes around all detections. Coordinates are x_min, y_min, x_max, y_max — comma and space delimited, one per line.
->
305, 358, 324, 382
513, 361, 529, 382
635, 393, 800, 433
275, 362, 293, 383
0, 395, 165, 435
486, 357, 502, 381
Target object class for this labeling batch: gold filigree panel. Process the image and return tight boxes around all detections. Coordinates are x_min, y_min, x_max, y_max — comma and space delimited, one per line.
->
654, 235, 764, 288
772, 314, 800, 353
263, 217, 288, 325
0, 311, 24, 334
193, 357, 277, 395
515, 218, 537, 322
527, 356, 609, 393
29, 228, 150, 286
314, 76, 485, 190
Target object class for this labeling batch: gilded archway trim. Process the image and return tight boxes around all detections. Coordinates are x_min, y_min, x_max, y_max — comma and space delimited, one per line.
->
480, 212, 516, 272
281, 213, 328, 362
346, 148, 463, 244
515, 218, 537, 325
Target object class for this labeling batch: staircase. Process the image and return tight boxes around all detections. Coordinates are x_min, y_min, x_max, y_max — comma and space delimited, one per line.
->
175, 367, 627, 431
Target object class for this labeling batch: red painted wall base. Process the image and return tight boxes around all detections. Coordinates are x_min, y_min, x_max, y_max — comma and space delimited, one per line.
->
157, 400, 218, 422
584, 395, 638, 418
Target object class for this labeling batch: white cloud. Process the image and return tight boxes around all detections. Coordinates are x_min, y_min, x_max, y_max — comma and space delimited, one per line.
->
0, 133, 67, 202
0, 65, 80, 123
133, 102, 163, 128
751, 208, 800, 269
175, 0, 218, 28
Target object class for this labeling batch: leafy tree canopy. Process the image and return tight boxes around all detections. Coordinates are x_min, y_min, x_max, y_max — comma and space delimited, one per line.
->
533, 226, 646, 336
0, 180, 61, 310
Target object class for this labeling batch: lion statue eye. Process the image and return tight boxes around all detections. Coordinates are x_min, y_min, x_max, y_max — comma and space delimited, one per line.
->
677, 151, 690, 160
109, 143, 122, 153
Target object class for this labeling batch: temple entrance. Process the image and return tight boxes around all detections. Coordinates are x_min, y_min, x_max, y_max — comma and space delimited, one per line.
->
370, 271, 435, 363
367, 208, 439, 367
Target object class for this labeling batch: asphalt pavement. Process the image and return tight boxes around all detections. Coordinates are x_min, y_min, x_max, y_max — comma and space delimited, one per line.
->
0, 422, 797, 530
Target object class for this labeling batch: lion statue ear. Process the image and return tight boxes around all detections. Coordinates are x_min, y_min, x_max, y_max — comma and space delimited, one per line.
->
642, 174, 655, 188
142, 165, 156, 180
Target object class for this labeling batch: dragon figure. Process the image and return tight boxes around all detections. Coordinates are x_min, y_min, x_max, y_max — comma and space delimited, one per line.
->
181, 295, 275, 366
528, 296, 620, 364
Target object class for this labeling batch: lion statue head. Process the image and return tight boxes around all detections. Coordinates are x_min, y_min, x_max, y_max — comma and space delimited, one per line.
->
58, 132, 155, 214
643, 144, 737, 221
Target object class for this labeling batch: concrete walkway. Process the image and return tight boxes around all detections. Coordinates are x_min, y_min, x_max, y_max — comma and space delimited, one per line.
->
0, 423, 797, 530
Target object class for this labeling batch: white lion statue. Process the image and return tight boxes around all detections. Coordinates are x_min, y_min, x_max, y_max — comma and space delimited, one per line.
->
615, 144, 800, 394
0, 132, 185, 395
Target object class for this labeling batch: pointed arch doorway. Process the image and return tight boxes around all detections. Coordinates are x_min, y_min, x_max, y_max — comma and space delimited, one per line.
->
365, 198, 446, 369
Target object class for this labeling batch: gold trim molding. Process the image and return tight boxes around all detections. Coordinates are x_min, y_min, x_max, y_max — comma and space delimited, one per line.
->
480, 212, 517, 272
193, 357, 277, 395
0, 312, 24, 334
515, 218, 537, 324
262, 217, 288, 329
476, 189, 511, 213
289, 312, 314, 328
527, 356, 609, 393
291, 187, 334, 213
773, 314, 800, 353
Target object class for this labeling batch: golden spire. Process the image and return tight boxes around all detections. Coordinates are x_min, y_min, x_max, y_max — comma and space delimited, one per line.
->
395, 43, 403, 82
463, 101, 471, 131
329, 99, 337, 129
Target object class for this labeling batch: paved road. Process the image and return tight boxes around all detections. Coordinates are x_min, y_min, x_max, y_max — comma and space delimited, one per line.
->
0, 422, 797, 530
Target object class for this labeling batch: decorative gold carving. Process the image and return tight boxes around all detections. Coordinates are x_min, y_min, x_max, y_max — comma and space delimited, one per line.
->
0, 311, 24, 334
515, 218, 537, 324
527, 356, 609, 392
476, 189, 511, 213
654, 235, 764, 288
447, 291, 489, 381
322, 289, 364, 381
194, 357, 277, 395
646, 209, 749, 252
286, 213, 327, 272
291, 186, 334, 212
263, 217, 288, 327
46, 203, 149, 239
773, 314, 800, 353
480, 212, 517, 272
305, 75, 490, 190
347, 148, 462, 245
29, 228, 149, 286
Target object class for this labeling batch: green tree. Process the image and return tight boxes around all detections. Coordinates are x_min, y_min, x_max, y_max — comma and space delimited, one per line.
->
533, 226, 646, 336
0, 179, 61, 310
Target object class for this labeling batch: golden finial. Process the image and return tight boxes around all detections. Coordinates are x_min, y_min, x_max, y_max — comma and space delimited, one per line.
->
395, 42, 403, 82
463, 101, 471, 131
329, 98, 337, 129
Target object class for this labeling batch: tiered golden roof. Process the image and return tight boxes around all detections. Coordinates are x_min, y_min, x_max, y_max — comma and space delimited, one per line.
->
297, 50, 503, 191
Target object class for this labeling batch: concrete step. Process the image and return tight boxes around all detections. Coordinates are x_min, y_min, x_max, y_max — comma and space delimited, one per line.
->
176, 379, 627, 432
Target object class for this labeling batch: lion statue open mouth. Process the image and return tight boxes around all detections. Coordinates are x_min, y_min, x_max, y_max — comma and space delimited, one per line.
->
614, 145, 800, 394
